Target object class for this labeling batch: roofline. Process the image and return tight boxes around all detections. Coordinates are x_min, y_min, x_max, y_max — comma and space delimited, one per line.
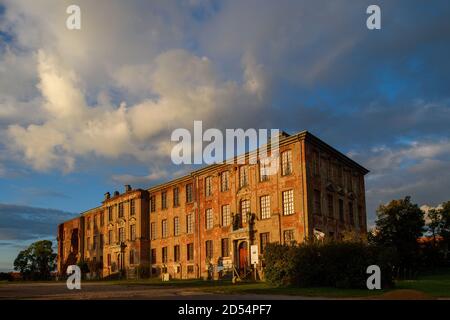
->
146, 129, 369, 193
76, 129, 369, 212
79, 205, 103, 216
302, 131, 370, 174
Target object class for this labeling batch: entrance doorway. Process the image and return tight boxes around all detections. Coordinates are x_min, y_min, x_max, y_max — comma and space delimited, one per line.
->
238, 241, 248, 276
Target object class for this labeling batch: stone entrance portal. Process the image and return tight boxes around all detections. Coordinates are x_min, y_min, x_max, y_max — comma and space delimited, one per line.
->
237, 241, 248, 276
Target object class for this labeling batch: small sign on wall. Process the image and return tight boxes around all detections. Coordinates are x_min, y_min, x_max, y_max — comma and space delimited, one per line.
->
250, 245, 259, 265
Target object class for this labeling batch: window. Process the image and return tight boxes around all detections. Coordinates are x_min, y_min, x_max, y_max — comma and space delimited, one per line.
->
100, 234, 104, 247
93, 235, 97, 249
346, 172, 353, 191
118, 203, 124, 218
162, 247, 168, 263
348, 202, 354, 225
118, 227, 124, 243
187, 265, 194, 273
221, 205, 231, 227
186, 183, 193, 203
108, 230, 113, 245
162, 219, 168, 238
187, 243, 194, 261
151, 249, 156, 263
327, 194, 334, 218
173, 187, 179, 207
100, 212, 104, 226
186, 214, 194, 234
205, 240, 213, 259
174, 245, 180, 262
130, 249, 135, 264
174, 216, 180, 236
221, 238, 230, 257
339, 199, 344, 222
358, 205, 364, 228
313, 190, 321, 215
239, 166, 248, 187
107, 254, 111, 267
150, 195, 156, 212
130, 224, 136, 241
260, 232, 270, 253
259, 159, 270, 181
151, 222, 157, 240
282, 190, 294, 215
281, 150, 292, 176
87, 217, 91, 230
284, 230, 295, 244
325, 159, 331, 179
260, 195, 271, 219
337, 165, 343, 184
130, 199, 135, 216
161, 191, 167, 209
205, 176, 212, 196
312, 151, 319, 175
205, 208, 213, 230
221, 171, 229, 191
241, 199, 250, 223
108, 207, 113, 221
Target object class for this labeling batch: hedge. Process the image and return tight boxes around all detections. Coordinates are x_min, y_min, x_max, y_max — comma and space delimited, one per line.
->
263, 241, 396, 289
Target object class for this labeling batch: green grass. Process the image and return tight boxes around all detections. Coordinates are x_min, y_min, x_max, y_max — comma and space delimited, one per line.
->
202, 282, 387, 298
106, 268, 450, 298
2, 269, 449, 298
103, 278, 385, 298
396, 270, 450, 298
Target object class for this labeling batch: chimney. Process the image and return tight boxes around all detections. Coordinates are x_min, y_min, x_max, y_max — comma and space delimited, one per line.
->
125, 185, 132, 192
104, 192, 110, 200
113, 190, 120, 197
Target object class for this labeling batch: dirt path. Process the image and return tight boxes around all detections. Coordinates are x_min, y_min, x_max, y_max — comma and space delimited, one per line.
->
0, 282, 323, 300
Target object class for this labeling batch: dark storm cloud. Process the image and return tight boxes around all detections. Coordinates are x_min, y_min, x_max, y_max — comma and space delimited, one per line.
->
0, 203, 77, 240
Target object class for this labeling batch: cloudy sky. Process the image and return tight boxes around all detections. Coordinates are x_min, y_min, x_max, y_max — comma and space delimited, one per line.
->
0, 0, 449, 271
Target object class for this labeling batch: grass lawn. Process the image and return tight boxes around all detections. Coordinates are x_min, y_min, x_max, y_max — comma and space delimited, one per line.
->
103, 278, 385, 298
396, 271, 450, 298
107, 268, 450, 298
2, 269, 449, 298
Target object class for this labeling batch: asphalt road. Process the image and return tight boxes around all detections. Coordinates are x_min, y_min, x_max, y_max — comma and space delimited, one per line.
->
0, 282, 322, 300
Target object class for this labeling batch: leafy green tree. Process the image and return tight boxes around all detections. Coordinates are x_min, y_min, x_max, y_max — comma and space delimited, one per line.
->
13, 240, 57, 280
427, 201, 450, 259
437, 201, 450, 243
369, 196, 425, 270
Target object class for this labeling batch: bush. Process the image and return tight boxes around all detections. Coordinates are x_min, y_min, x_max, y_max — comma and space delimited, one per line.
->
0, 272, 13, 281
264, 241, 396, 289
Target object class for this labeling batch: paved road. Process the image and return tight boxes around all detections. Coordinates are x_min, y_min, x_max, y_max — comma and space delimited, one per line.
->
0, 282, 323, 300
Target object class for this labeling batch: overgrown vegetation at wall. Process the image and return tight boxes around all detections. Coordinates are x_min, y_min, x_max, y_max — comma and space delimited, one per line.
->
264, 197, 450, 289
263, 241, 396, 288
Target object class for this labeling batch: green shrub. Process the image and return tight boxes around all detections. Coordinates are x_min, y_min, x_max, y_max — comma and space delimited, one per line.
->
264, 241, 396, 289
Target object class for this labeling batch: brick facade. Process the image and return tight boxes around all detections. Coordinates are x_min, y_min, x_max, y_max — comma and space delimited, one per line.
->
57, 131, 369, 280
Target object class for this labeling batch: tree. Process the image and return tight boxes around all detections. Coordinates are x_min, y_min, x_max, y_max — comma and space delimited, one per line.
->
13, 240, 57, 280
369, 196, 425, 271
437, 201, 450, 244
426, 201, 450, 259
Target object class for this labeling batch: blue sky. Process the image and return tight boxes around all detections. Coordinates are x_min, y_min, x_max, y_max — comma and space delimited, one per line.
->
0, 0, 450, 271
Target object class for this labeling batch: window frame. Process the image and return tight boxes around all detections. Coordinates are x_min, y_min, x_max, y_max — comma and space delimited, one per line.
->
260, 195, 271, 219
205, 208, 213, 230
281, 150, 293, 176
282, 189, 295, 216
220, 171, 229, 192
221, 204, 231, 227
174, 216, 180, 236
